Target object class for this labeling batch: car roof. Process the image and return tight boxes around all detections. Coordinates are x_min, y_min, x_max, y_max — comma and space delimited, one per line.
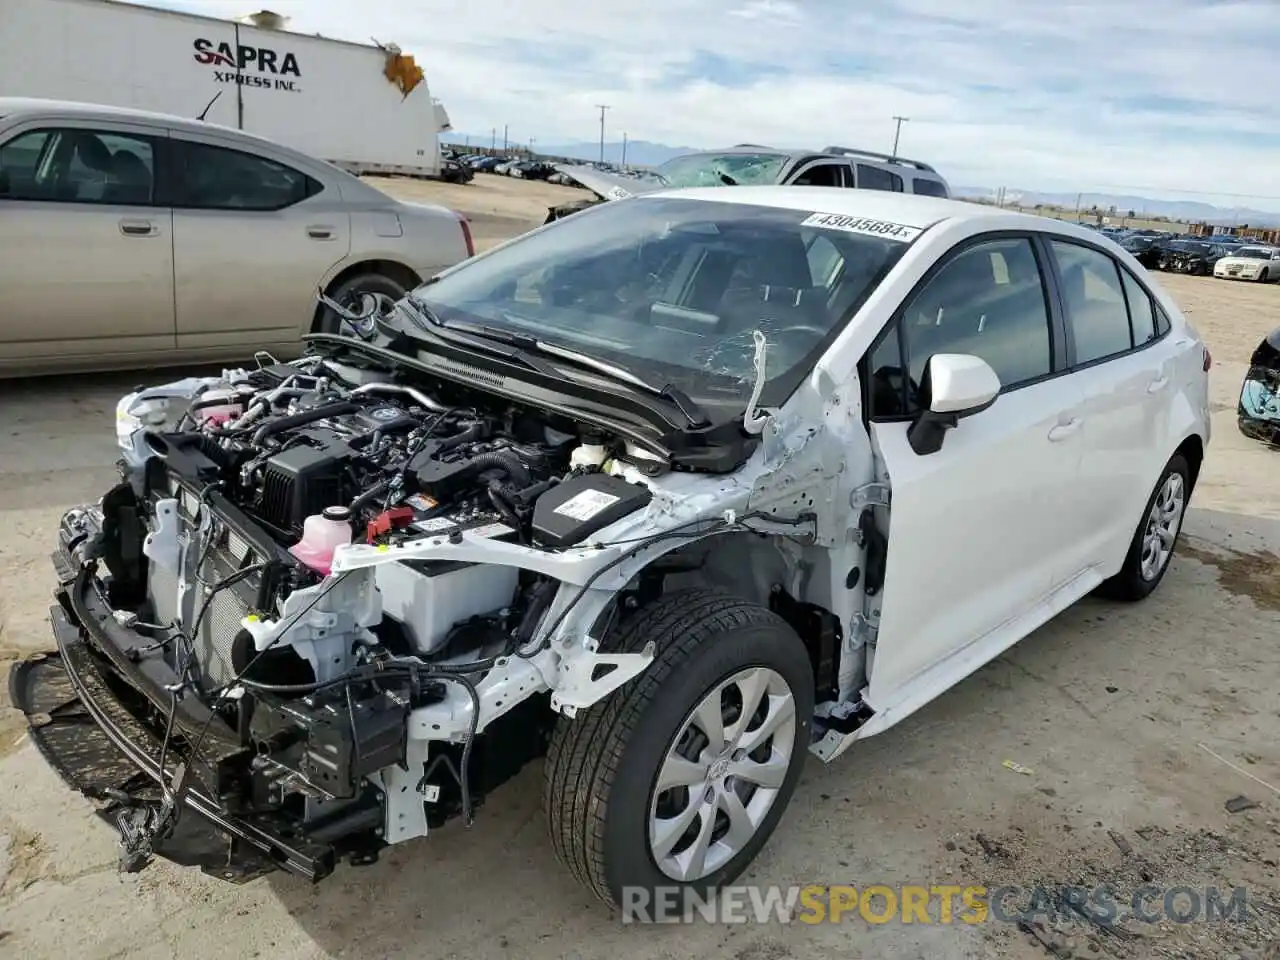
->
638, 185, 1016, 227
672, 144, 944, 176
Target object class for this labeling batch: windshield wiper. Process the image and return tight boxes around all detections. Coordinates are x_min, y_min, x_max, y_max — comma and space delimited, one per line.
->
477, 319, 711, 427
399, 298, 711, 427
391, 298, 560, 376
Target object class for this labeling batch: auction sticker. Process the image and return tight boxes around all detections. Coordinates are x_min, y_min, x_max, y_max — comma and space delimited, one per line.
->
801, 212, 922, 242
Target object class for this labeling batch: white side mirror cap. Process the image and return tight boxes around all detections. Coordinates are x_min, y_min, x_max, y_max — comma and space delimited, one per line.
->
928, 353, 1001, 415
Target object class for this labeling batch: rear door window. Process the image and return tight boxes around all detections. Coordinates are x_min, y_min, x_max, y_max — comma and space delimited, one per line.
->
171, 139, 321, 211
1051, 240, 1134, 364
855, 163, 903, 192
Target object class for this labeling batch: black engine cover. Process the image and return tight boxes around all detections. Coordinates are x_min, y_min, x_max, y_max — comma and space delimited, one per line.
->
531, 472, 652, 547
261, 442, 350, 532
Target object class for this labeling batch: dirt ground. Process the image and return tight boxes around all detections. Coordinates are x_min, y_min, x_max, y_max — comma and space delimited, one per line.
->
1, 177, 1277, 960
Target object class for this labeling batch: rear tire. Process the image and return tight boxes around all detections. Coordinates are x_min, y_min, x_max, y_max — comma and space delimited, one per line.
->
1098, 454, 1190, 602
543, 587, 814, 913
315, 272, 410, 334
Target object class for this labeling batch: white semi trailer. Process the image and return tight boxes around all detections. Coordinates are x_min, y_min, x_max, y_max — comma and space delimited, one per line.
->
0, 0, 453, 177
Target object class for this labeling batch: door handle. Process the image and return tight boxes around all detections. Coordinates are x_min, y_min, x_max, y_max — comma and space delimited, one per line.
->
1047, 418, 1082, 442
119, 219, 157, 237
307, 225, 335, 240
1147, 376, 1170, 394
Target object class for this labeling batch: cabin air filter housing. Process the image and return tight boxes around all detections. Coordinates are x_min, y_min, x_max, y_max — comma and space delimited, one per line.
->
531, 473, 653, 547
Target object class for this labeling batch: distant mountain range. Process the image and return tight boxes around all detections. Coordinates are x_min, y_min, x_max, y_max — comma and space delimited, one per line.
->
442, 133, 1280, 227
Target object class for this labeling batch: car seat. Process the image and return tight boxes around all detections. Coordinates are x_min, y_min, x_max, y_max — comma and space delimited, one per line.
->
104, 150, 152, 205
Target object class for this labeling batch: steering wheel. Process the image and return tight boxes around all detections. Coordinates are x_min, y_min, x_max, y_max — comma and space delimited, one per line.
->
695, 323, 828, 377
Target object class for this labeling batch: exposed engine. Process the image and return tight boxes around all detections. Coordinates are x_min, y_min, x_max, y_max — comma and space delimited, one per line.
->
88, 351, 668, 859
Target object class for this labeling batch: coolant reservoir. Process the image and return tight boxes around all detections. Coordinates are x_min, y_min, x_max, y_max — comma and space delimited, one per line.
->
569, 443, 608, 469
194, 388, 242, 427
289, 506, 353, 576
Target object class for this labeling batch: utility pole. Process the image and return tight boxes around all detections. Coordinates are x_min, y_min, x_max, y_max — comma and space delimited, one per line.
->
1073, 192, 1082, 222
595, 104, 610, 164
621, 132, 628, 170
490, 127, 496, 151
502, 124, 509, 152
891, 115, 909, 157
529, 137, 535, 156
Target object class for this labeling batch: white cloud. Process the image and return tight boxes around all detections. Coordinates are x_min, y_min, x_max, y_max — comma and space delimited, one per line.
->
139, 0, 1280, 207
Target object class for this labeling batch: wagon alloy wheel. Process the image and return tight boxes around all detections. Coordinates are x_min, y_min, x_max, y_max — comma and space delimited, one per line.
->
1139, 472, 1185, 581
648, 666, 797, 882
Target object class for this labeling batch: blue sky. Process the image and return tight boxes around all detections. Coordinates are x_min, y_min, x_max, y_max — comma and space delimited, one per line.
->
141, 0, 1280, 204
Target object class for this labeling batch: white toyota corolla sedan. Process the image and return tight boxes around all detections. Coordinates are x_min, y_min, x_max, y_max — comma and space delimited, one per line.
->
19, 186, 1210, 913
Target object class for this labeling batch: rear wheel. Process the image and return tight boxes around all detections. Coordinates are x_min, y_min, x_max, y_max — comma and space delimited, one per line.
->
1098, 454, 1190, 601
315, 272, 410, 334
543, 587, 814, 913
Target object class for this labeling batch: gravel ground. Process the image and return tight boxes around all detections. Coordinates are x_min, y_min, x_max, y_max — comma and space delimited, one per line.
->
1, 180, 1277, 959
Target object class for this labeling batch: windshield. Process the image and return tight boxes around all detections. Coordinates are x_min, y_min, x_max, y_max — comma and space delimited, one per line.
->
410, 196, 912, 408
655, 152, 788, 188
1236, 247, 1275, 259
1122, 237, 1154, 250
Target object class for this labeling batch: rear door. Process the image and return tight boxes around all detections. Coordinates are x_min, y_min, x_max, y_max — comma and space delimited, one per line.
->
0, 120, 175, 363
168, 132, 351, 352
1047, 239, 1178, 572
862, 235, 1086, 709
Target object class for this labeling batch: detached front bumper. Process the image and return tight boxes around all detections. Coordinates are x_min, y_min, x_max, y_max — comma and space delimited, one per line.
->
6, 513, 345, 883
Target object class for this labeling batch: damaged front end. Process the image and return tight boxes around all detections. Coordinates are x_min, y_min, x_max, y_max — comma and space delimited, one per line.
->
11, 331, 864, 884
1238, 326, 1280, 448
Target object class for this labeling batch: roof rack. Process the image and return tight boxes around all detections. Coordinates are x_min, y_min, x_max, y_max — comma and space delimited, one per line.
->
821, 146, 937, 174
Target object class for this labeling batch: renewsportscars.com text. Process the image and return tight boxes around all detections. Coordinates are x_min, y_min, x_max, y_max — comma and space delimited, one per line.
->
621, 883, 1252, 925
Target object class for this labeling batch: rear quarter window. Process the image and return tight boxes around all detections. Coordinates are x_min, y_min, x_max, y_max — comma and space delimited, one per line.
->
911, 177, 948, 198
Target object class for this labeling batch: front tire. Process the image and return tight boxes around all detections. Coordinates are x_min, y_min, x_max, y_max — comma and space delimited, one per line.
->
1260, 268, 1269, 283
543, 587, 814, 913
1098, 454, 1190, 601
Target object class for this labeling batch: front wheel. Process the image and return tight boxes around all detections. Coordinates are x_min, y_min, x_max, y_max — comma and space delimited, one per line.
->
1098, 453, 1190, 601
543, 588, 814, 913
1260, 268, 1270, 283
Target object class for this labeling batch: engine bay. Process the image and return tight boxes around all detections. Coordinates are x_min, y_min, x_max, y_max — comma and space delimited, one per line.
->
85, 349, 700, 850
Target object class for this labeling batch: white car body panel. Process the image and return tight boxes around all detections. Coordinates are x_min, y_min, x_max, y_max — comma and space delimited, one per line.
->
108, 186, 1211, 841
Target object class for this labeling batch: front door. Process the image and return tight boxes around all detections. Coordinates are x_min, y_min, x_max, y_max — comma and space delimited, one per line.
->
0, 121, 175, 363
861, 235, 1086, 710
168, 133, 350, 352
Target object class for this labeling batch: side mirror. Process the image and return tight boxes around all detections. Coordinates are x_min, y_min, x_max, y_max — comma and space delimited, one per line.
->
907, 353, 1001, 455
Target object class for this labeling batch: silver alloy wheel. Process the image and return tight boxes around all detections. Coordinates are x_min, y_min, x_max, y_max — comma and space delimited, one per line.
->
1140, 472, 1186, 581
648, 666, 797, 882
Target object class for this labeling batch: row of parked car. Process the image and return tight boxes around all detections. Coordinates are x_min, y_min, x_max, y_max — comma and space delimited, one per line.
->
445, 150, 574, 184
1082, 225, 1280, 282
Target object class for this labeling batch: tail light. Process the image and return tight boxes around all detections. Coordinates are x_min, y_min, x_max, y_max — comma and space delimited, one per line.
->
1203, 346, 1212, 372
455, 212, 475, 257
